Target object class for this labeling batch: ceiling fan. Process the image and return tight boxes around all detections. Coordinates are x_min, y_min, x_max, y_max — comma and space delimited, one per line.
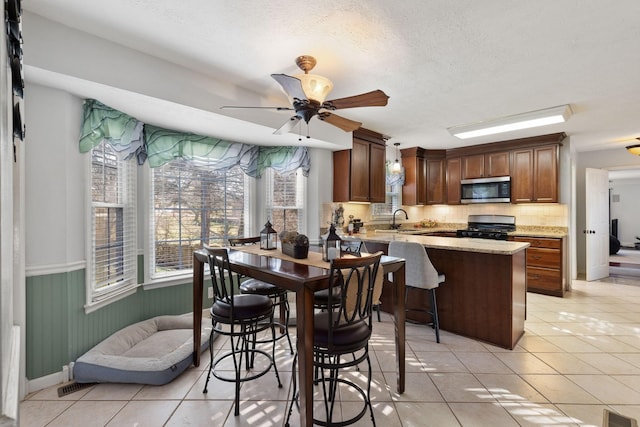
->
221, 55, 389, 138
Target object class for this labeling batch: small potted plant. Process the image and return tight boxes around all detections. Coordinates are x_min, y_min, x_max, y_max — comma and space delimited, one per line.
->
280, 231, 310, 259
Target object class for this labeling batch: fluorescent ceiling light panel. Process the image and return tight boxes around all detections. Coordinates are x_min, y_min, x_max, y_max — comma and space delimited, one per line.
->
448, 105, 572, 139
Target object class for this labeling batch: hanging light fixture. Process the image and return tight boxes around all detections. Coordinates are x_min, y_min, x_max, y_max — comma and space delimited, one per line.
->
392, 142, 402, 173
295, 55, 333, 104
626, 138, 640, 156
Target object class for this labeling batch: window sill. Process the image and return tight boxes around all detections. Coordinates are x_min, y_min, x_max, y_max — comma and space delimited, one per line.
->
142, 272, 197, 291
84, 284, 140, 314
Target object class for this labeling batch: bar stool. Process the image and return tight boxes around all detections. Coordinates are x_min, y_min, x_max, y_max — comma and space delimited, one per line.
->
285, 252, 383, 426
229, 237, 294, 355
388, 240, 445, 343
202, 246, 282, 416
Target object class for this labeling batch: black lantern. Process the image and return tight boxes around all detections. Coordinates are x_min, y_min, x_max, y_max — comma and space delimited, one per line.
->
260, 220, 277, 250
323, 224, 342, 262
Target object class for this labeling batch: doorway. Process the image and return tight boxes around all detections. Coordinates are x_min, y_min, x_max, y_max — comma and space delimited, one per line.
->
603, 169, 640, 286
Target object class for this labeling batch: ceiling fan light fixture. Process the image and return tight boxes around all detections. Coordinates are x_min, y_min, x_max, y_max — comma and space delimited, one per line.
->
448, 104, 572, 139
296, 73, 333, 104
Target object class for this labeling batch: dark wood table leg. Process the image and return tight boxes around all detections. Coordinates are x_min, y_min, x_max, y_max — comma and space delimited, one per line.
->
394, 263, 406, 393
296, 285, 315, 427
192, 251, 205, 367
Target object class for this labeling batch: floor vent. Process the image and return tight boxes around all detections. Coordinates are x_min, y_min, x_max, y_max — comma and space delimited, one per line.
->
57, 381, 96, 397
604, 409, 638, 427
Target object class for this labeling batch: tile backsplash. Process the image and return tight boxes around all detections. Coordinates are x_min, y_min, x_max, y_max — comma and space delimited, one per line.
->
324, 202, 569, 230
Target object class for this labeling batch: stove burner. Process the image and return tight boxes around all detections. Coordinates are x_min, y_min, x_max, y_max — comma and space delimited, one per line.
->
457, 214, 516, 240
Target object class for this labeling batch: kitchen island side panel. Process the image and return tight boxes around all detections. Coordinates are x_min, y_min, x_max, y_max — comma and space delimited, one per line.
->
427, 248, 526, 349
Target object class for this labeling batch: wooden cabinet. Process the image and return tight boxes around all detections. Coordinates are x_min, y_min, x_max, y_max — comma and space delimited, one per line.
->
446, 157, 462, 204
426, 150, 446, 204
511, 236, 565, 296
333, 128, 386, 203
401, 147, 426, 205
401, 148, 446, 205
461, 151, 510, 179
511, 144, 559, 203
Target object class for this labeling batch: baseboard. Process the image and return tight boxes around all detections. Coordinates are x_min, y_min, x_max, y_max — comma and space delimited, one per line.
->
26, 370, 68, 395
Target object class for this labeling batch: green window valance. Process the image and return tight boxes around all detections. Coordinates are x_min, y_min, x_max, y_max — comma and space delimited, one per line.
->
79, 99, 310, 177
79, 99, 146, 164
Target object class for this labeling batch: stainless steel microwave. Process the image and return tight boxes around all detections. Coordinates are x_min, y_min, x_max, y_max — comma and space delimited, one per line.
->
460, 176, 511, 204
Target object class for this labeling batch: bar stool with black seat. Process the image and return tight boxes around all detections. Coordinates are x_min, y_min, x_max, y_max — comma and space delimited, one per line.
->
201, 246, 282, 416
388, 240, 445, 343
285, 251, 383, 427
314, 239, 383, 321
229, 237, 294, 355
313, 239, 366, 311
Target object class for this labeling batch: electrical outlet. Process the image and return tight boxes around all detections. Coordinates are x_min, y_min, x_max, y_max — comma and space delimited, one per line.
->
208, 286, 213, 299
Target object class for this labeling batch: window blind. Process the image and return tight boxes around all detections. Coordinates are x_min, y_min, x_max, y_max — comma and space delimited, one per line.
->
90, 142, 137, 301
265, 168, 306, 235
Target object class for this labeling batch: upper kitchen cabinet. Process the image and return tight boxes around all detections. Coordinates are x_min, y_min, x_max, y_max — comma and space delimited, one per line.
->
461, 151, 510, 179
426, 150, 446, 204
401, 147, 426, 205
449, 132, 565, 204
511, 144, 559, 203
446, 157, 462, 204
400, 148, 446, 205
333, 128, 386, 203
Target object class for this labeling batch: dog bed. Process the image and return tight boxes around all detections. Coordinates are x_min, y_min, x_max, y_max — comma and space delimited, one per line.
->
74, 310, 211, 385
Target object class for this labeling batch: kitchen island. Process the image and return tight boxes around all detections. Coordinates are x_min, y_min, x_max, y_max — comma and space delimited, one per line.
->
358, 234, 529, 349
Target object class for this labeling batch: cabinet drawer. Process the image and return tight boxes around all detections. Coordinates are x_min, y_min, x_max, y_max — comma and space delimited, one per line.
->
527, 266, 562, 291
527, 248, 561, 269
514, 236, 561, 249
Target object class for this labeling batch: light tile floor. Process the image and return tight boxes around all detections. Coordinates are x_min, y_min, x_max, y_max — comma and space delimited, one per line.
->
20, 278, 640, 427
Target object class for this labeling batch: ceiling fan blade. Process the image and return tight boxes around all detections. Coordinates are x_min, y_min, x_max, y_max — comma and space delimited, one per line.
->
273, 116, 302, 135
318, 112, 362, 132
271, 74, 308, 102
220, 105, 293, 110
323, 89, 389, 110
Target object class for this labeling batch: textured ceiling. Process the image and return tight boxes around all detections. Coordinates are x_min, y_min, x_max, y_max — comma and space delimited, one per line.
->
22, 0, 640, 153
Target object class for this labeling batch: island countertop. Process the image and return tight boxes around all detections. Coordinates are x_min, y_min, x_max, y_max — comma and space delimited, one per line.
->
355, 234, 530, 255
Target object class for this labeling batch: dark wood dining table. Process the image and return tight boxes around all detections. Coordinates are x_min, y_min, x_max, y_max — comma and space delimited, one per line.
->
192, 247, 406, 427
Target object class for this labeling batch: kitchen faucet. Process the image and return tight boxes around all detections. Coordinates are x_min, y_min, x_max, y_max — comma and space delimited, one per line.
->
391, 209, 408, 230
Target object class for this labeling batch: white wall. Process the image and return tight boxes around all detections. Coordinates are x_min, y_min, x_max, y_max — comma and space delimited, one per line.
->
306, 148, 333, 243
610, 178, 640, 247
24, 84, 86, 273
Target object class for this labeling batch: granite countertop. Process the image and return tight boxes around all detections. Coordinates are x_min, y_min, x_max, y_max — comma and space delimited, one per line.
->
357, 234, 529, 255
367, 225, 567, 238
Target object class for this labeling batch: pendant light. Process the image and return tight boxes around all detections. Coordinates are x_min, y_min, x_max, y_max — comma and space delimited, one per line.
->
392, 142, 402, 173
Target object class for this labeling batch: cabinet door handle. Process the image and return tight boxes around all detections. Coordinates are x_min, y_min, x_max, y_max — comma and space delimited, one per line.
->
531, 255, 542, 260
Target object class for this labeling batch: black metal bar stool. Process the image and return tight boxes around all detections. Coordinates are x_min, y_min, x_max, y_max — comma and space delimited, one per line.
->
202, 246, 282, 416
285, 252, 383, 426
229, 237, 294, 355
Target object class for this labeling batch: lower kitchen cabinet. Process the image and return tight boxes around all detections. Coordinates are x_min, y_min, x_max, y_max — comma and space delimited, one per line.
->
511, 236, 565, 296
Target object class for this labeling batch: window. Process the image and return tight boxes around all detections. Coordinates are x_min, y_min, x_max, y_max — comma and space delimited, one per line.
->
149, 160, 248, 280
371, 183, 401, 218
265, 168, 306, 235
88, 141, 137, 306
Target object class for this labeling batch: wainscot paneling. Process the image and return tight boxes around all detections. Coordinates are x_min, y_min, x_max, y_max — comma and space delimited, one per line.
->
26, 255, 204, 380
